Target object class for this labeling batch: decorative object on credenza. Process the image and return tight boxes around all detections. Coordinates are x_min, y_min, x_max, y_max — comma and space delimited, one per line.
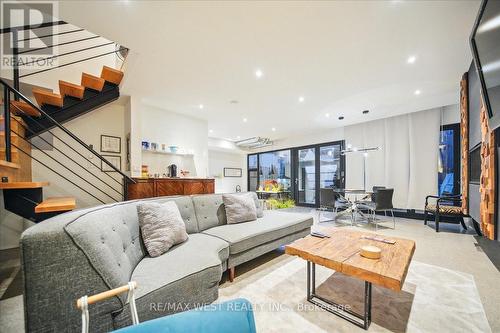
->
150, 142, 158, 151
101, 135, 121, 154
101, 155, 121, 172
161, 144, 167, 152
169, 146, 179, 153
224, 167, 242, 177
141, 165, 149, 178
180, 169, 190, 177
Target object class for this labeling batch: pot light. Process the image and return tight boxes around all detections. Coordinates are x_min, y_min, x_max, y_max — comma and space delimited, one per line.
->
414, 90, 421, 95
407, 56, 417, 64
325, 113, 330, 118
298, 96, 305, 103
209, 129, 213, 133
199, 104, 204, 109
362, 110, 369, 114
271, 127, 276, 132
236, 136, 241, 139
243, 118, 248, 122
255, 69, 263, 78
338, 116, 344, 120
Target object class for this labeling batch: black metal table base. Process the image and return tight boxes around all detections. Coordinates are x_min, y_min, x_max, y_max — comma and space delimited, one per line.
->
306, 261, 372, 330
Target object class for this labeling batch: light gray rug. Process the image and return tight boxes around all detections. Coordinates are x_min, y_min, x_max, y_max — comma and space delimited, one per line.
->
219, 256, 491, 333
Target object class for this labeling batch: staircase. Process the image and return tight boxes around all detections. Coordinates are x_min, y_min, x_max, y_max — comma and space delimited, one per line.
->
0, 21, 133, 222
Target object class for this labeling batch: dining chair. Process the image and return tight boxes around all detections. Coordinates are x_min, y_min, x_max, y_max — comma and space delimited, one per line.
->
318, 188, 350, 223
358, 188, 395, 230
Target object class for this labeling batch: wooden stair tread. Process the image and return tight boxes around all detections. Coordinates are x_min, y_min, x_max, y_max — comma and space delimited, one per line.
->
0, 181, 49, 189
101, 66, 124, 85
32, 88, 63, 108
59, 80, 85, 99
9, 100, 41, 117
81, 73, 105, 92
0, 160, 20, 169
35, 196, 76, 213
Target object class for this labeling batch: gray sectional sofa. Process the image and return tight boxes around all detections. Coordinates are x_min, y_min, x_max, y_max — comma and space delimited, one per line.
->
20, 192, 313, 332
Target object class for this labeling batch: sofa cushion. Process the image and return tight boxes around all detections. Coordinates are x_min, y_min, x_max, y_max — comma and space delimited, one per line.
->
130, 233, 229, 300
223, 193, 257, 224
202, 210, 313, 254
192, 194, 227, 231
137, 201, 189, 257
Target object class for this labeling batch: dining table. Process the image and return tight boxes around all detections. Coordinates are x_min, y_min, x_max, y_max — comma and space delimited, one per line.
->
331, 188, 373, 222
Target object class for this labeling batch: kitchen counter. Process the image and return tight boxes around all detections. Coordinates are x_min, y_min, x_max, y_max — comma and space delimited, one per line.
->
126, 177, 215, 200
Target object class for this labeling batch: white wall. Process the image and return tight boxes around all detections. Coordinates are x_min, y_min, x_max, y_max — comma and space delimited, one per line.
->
138, 104, 208, 177
208, 150, 247, 193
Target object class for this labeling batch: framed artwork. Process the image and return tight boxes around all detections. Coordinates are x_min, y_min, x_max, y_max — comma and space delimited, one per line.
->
224, 167, 242, 177
101, 155, 121, 172
101, 135, 121, 154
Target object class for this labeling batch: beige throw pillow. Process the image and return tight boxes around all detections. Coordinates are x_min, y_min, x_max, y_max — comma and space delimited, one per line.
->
137, 201, 189, 257
223, 193, 258, 224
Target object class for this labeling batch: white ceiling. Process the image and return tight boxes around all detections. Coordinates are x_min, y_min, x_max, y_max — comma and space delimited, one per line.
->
59, 0, 480, 141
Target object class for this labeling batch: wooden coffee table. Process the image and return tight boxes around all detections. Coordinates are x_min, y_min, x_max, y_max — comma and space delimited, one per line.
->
285, 227, 415, 330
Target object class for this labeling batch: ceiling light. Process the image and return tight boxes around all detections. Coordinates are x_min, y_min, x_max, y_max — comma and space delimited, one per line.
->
414, 90, 421, 95
255, 69, 263, 78
325, 113, 330, 118
209, 129, 213, 133
338, 116, 344, 120
407, 56, 417, 64
199, 104, 204, 109
243, 118, 248, 122
298, 96, 305, 103
236, 136, 241, 139
362, 110, 369, 114
271, 127, 276, 132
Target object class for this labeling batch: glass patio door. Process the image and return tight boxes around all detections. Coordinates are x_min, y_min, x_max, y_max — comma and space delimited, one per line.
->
294, 147, 316, 206
319, 144, 344, 190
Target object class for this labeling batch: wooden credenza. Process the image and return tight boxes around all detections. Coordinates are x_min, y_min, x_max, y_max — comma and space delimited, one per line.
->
126, 178, 215, 200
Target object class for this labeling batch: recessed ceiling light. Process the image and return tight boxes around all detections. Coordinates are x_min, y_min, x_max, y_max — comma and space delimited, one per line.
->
209, 129, 213, 133
199, 104, 204, 109
243, 118, 248, 122
325, 113, 330, 118
407, 56, 417, 64
414, 90, 421, 95
236, 136, 241, 139
362, 110, 369, 114
255, 69, 263, 78
298, 96, 305, 103
271, 127, 276, 132
338, 116, 344, 120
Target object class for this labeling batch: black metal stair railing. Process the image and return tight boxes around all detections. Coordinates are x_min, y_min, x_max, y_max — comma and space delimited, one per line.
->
1, 79, 135, 202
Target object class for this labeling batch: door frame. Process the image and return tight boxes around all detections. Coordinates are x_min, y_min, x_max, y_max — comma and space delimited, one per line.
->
291, 140, 345, 208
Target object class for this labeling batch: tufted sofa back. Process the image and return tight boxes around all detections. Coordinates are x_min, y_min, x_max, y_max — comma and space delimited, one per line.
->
63, 196, 199, 291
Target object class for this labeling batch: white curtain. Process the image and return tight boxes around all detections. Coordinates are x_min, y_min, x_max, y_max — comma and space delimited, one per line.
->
345, 108, 440, 210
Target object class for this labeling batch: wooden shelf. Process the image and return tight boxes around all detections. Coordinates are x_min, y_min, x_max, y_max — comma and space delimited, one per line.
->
141, 148, 193, 157
0, 181, 49, 189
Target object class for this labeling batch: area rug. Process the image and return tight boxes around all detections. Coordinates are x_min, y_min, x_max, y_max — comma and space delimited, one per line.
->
219, 255, 491, 333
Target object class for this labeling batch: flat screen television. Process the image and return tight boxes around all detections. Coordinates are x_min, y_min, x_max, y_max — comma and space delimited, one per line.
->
470, 0, 500, 129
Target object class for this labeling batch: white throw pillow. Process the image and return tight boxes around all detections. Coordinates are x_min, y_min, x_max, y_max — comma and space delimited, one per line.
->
137, 201, 188, 257
223, 193, 258, 224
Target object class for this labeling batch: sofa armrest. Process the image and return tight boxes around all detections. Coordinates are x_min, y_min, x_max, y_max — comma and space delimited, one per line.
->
21, 221, 122, 332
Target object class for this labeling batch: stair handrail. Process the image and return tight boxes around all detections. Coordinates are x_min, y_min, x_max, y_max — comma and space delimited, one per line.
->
0, 78, 135, 183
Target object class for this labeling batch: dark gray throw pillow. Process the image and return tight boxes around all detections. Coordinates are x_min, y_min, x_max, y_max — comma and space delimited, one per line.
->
223, 193, 258, 224
137, 201, 188, 257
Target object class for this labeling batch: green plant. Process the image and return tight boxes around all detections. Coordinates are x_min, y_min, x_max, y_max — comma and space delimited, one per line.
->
266, 198, 295, 209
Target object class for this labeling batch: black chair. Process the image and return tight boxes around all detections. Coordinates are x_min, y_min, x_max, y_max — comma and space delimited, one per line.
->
358, 188, 395, 230
318, 188, 350, 223
424, 194, 468, 232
